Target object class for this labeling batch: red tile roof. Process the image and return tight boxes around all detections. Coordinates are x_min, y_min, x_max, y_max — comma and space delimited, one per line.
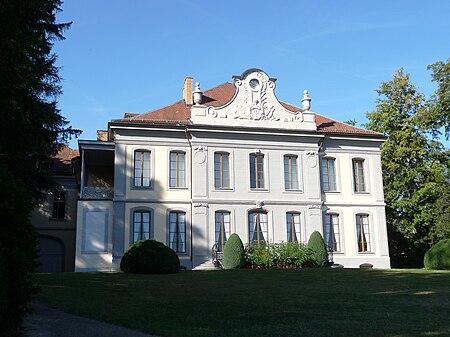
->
52, 145, 79, 175
113, 82, 380, 136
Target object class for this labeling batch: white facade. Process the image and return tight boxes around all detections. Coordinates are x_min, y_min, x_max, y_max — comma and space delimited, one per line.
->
75, 69, 390, 271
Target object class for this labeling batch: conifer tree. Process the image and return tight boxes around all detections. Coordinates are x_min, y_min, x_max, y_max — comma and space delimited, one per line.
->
0, 1, 79, 332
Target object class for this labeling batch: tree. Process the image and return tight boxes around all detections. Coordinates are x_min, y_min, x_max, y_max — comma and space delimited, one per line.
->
365, 69, 450, 267
422, 58, 450, 140
0, 1, 79, 333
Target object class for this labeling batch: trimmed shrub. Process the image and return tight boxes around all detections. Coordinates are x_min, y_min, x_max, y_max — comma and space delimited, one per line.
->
222, 234, 245, 269
120, 240, 180, 274
424, 239, 450, 270
307, 231, 329, 268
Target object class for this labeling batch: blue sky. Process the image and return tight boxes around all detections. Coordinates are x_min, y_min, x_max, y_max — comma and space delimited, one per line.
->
54, 1, 450, 148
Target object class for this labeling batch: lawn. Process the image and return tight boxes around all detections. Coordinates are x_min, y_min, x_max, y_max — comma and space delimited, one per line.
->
34, 268, 450, 337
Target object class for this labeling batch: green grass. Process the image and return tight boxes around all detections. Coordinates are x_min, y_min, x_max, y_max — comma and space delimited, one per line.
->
34, 269, 450, 337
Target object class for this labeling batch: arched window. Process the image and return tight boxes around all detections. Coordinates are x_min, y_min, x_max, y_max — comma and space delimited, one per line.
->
133, 210, 151, 243
284, 155, 299, 190
352, 159, 366, 192
286, 212, 301, 242
248, 211, 268, 247
215, 211, 231, 251
169, 211, 186, 253
169, 151, 186, 188
134, 150, 151, 187
321, 157, 336, 192
356, 214, 371, 252
249, 153, 265, 189
214, 152, 230, 189
323, 213, 341, 252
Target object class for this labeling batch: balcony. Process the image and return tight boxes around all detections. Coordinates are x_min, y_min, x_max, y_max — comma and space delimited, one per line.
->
82, 187, 114, 200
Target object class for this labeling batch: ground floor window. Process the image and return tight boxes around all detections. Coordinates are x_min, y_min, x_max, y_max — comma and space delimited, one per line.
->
215, 211, 230, 252
286, 212, 301, 242
356, 214, 371, 252
249, 211, 268, 247
133, 210, 151, 243
324, 214, 341, 252
169, 211, 186, 253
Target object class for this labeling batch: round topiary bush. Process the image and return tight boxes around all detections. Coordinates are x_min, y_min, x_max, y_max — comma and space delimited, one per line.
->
307, 231, 329, 268
424, 239, 450, 270
120, 240, 180, 274
222, 233, 245, 269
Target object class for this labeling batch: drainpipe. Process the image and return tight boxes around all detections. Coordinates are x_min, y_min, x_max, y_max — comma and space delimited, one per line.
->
185, 126, 194, 262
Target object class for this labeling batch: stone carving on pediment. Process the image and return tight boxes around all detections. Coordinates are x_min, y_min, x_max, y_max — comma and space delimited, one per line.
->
234, 72, 279, 121
256, 200, 265, 209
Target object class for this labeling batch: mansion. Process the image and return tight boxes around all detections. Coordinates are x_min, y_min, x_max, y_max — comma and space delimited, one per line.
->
73, 68, 390, 271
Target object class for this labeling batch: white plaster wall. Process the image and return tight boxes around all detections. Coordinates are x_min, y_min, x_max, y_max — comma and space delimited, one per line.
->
75, 200, 113, 272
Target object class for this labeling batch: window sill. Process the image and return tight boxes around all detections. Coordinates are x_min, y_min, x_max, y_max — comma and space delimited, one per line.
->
169, 187, 188, 190
249, 188, 269, 192
353, 191, 371, 195
284, 189, 303, 193
131, 186, 154, 190
323, 190, 340, 194
357, 251, 375, 255
213, 187, 234, 191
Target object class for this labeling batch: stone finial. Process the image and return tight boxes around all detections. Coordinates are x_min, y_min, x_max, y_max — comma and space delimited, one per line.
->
301, 89, 311, 111
193, 82, 202, 105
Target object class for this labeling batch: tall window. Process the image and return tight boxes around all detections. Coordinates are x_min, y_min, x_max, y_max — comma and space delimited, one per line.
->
134, 150, 151, 187
169, 151, 186, 188
214, 152, 230, 189
51, 191, 66, 220
324, 214, 341, 252
321, 158, 336, 192
248, 211, 268, 247
286, 212, 301, 242
250, 153, 265, 189
215, 211, 231, 251
169, 211, 186, 253
353, 159, 366, 192
284, 155, 299, 190
356, 214, 371, 252
133, 210, 151, 243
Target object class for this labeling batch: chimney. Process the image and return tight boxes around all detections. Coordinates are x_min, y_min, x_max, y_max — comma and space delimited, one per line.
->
183, 76, 193, 106
97, 130, 108, 141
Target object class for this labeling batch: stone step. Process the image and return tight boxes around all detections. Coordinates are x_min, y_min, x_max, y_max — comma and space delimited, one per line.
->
192, 260, 219, 271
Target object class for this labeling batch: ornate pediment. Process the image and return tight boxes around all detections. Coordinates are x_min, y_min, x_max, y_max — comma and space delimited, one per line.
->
190, 69, 316, 130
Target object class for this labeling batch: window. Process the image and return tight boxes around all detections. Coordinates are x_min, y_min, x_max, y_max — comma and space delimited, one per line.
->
169, 211, 186, 253
284, 155, 299, 190
321, 158, 336, 192
250, 153, 265, 189
356, 214, 371, 252
214, 152, 230, 189
248, 211, 268, 246
215, 211, 231, 251
169, 151, 186, 188
353, 159, 366, 192
286, 212, 301, 242
134, 150, 151, 187
51, 191, 66, 220
133, 210, 151, 243
324, 214, 341, 252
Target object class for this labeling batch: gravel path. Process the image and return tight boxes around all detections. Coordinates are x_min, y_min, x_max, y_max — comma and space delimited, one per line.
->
22, 303, 157, 337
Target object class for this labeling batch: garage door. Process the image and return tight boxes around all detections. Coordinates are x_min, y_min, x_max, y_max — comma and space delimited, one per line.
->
37, 237, 64, 273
